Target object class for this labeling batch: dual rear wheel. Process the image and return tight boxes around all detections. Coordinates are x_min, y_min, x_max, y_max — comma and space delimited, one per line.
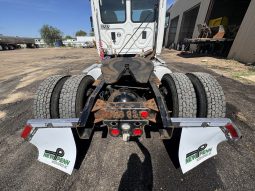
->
161, 72, 226, 118
34, 75, 95, 119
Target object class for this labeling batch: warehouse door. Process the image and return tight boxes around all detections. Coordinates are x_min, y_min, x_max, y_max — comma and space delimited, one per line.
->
166, 16, 179, 47
178, 4, 200, 43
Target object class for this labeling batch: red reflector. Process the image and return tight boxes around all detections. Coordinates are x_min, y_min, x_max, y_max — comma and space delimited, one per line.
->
225, 123, 239, 138
110, 128, 120, 137
21, 124, 32, 139
140, 111, 149, 119
133, 128, 143, 136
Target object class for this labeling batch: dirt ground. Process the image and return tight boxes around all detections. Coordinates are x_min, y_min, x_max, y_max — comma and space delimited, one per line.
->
0, 48, 254, 191
162, 49, 255, 85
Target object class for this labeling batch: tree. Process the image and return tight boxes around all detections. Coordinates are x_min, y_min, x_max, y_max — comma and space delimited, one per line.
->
40, 25, 63, 46
75, 30, 87, 36
64, 35, 73, 40
89, 31, 95, 36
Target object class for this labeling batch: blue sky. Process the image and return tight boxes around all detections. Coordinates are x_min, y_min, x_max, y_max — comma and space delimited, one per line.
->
0, 0, 174, 37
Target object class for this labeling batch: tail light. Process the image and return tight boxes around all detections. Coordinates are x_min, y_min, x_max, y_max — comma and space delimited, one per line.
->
140, 111, 149, 119
110, 128, 120, 137
132, 128, 143, 136
225, 123, 240, 139
21, 124, 32, 139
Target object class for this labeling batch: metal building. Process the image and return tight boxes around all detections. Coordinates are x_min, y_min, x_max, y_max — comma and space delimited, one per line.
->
164, 0, 254, 63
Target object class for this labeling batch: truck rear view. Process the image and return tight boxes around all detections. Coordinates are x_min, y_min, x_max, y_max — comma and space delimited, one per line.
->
21, 0, 241, 175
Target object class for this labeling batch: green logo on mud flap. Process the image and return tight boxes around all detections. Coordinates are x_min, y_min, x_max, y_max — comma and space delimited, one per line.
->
186, 144, 212, 164
43, 148, 70, 168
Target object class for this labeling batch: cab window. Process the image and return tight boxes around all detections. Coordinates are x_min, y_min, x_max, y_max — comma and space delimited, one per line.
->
100, 0, 126, 24
131, 0, 158, 23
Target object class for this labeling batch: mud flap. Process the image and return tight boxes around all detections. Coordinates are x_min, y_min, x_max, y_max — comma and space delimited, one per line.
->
30, 128, 76, 174
179, 127, 227, 173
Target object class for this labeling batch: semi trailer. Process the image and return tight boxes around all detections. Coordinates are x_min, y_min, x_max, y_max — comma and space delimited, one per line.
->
0, 35, 37, 50
21, 0, 241, 175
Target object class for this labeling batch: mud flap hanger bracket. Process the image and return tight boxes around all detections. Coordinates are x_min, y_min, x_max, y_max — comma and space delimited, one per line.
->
170, 118, 232, 127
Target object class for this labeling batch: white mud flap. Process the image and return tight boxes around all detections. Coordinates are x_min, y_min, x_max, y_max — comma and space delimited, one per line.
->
179, 127, 227, 173
30, 128, 76, 174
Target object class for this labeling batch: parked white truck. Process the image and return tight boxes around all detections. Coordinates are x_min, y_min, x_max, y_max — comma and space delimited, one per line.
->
21, 0, 241, 175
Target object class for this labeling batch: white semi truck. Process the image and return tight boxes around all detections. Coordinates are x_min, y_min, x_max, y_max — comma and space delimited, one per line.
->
21, 0, 241, 175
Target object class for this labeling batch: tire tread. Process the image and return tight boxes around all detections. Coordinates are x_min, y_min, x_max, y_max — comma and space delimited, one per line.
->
187, 72, 226, 118
34, 75, 69, 119
162, 73, 197, 117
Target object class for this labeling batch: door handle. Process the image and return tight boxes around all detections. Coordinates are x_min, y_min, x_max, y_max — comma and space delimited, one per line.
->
142, 31, 147, 39
111, 32, 116, 43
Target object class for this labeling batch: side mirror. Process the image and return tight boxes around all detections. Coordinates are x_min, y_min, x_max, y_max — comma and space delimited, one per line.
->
90, 16, 94, 32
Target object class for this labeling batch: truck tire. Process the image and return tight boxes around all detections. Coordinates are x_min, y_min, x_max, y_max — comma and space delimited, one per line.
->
34, 75, 70, 119
161, 73, 197, 117
186, 72, 226, 118
8, 45, 15, 50
161, 73, 197, 165
0, 45, 3, 51
3, 45, 9, 50
59, 75, 95, 118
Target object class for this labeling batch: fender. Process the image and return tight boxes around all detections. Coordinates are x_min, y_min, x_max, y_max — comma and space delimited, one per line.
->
152, 58, 172, 80
82, 63, 102, 80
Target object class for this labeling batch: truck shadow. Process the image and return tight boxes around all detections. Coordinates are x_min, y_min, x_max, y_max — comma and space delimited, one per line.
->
118, 140, 153, 191
73, 129, 93, 169
163, 129, 182, 168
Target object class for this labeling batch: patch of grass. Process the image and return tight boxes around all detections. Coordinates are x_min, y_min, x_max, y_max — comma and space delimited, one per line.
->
232, 70, 255, 79
208, 65, 231, 71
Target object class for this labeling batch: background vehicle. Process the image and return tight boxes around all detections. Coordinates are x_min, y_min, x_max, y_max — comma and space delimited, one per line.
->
21, 0, 241, 175
0, 36, 37, 50
82, 41, 94, 48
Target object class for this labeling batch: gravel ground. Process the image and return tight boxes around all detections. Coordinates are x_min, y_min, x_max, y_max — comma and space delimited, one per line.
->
0, 48, 254, 191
